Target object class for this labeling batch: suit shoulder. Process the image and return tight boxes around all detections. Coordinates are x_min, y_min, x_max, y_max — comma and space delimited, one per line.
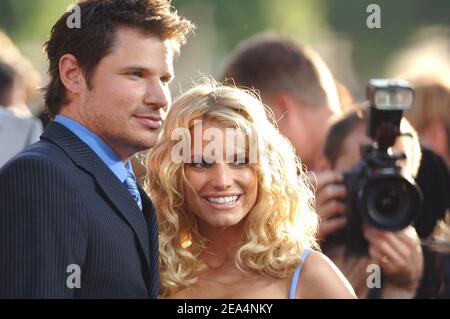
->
1, 139, 70, 172
0, 144, 74, 186
0, 144, 90, 218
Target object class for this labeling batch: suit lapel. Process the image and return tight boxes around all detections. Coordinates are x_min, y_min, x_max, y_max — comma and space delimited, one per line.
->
139, 185, 160, 297
41, 122, 151, 270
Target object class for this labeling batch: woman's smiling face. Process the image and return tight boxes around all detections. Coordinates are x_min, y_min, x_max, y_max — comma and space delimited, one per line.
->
183, 121, 258, 233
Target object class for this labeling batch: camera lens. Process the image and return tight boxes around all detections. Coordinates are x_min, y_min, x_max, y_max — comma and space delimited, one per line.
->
374, 187, 401, 215
359, 175, 421, 231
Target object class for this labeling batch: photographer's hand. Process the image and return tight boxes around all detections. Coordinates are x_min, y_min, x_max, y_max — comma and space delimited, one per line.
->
364, 225, 424, 293
309, 171, 347, 240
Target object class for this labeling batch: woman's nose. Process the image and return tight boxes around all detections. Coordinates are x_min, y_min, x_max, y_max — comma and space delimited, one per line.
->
209, 163, 233, 189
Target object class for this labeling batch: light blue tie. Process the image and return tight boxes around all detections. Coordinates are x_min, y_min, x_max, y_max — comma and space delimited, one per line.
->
124, 172, 142, 210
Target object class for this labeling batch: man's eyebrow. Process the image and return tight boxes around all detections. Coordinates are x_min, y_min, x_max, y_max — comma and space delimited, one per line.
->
121, 65, 149, 72
120, 66, 174, 78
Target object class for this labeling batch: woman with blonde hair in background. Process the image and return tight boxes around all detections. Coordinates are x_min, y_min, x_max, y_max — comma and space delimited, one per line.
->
146, 81, 356, 298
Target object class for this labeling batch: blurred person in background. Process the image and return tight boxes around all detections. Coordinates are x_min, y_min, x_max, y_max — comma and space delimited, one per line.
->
321, 109, 425, 298
404, 77, 450, 166
0, 30, 44, 165
0, 30, 42, 118
0, 61, 42, 167
0, 60, 16, 107
222, 32, 341, 172
402, 76, 450, 298
335, 81, 357, 115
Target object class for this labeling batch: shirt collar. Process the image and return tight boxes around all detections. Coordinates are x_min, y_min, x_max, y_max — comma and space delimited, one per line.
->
55, 115, 133, 183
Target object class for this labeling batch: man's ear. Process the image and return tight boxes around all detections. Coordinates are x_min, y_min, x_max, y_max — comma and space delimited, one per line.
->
59, 54, 85, 96
272, 91, 303, 124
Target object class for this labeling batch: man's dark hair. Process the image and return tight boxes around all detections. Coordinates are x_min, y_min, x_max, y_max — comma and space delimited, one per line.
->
323, 110, 364, 167
222, 32, 339, 111
43, 0, 195, 118
0, 61, 16, 106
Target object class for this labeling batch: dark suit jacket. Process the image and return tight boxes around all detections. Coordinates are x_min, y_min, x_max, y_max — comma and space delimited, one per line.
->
0, 122, 159, 298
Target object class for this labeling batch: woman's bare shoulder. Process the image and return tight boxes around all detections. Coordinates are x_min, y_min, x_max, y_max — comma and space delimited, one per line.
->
296, 250, 357, 299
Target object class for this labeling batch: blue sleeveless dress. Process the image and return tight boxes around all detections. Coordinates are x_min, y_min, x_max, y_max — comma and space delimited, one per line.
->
289, 248, 314, 299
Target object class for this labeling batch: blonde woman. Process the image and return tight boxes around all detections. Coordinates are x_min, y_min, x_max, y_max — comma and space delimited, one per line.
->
146, 82, 355, 298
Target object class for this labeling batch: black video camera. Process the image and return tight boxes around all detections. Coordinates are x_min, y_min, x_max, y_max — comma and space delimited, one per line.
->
344, 79, 423, 256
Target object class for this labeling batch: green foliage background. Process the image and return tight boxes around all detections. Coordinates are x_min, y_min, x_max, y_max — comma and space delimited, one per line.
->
0, 0, 448, 98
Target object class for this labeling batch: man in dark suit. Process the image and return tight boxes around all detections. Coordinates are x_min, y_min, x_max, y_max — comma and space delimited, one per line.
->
0, 0, 194, 299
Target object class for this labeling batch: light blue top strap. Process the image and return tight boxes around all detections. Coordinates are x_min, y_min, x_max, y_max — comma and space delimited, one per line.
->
289, 248, 314, 299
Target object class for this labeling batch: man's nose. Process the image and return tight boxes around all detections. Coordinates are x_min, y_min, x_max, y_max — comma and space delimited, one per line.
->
143, 79, 171, 110
209, 163, 233, 189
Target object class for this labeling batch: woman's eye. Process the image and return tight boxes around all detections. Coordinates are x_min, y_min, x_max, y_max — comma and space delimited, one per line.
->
231, 157, 248, 166
191, 160, 212, 169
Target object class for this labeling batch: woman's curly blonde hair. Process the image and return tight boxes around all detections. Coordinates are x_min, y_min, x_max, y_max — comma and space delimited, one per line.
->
146, 81, 319, 297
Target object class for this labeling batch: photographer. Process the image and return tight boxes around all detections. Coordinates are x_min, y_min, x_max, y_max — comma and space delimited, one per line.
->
317, 99, 424, 298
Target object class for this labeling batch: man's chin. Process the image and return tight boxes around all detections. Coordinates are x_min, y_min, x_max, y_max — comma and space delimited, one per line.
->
112, 131, 159, 158
133, 134, 159, 151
